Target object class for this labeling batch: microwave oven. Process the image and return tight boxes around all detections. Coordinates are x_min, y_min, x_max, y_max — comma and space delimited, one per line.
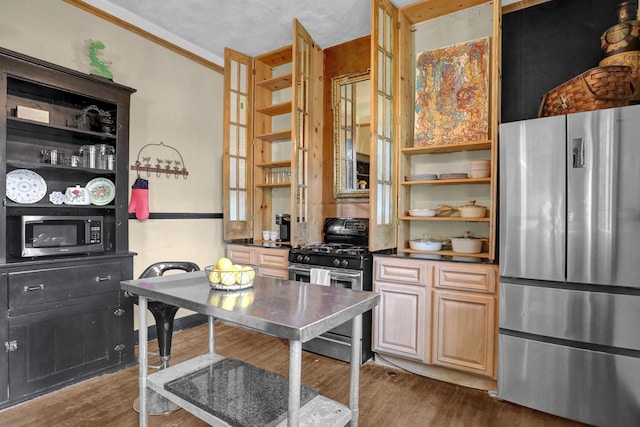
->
8, 215, 104, 257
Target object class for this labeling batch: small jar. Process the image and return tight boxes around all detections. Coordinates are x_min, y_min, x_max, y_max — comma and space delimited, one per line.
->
80, 145, 96, 168
106, 153, 115, 170
96, 144, 108, 169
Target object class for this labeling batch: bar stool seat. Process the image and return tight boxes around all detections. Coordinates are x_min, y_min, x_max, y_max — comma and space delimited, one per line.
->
125, 261, 200, 415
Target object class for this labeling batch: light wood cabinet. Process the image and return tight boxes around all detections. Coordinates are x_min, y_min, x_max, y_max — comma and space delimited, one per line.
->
373, 256, 498, 381
373, 257, 432, 362
374, 281, 429, 362
223, 20, 323, 247
394, 0, 501, 261
432, 289, 496, 377
226, 244, 288, 279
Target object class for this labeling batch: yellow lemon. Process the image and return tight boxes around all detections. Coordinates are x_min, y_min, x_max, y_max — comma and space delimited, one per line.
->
236, 271, 250, 285
220, 271, 237, 286
233, 264, 243, 271
242, 265, 256, 281
208, 270, 221, 284
215, 257, 234, 270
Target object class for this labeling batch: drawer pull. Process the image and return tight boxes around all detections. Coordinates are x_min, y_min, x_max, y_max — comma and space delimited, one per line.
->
95, 275, 112, 282
24, 284, 45, 292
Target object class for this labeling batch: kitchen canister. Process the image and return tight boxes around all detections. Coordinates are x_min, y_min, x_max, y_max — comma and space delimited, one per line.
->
80, 144, 96, 168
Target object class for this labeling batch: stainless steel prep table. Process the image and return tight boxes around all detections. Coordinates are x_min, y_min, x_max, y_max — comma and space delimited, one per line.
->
121, 272, 380, 427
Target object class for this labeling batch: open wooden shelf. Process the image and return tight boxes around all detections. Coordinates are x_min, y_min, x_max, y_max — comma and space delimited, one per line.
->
256, 182, 291, 188
401, 140, 492, 155
255, 45, 293, 67
399, 216, 490, 222
401, 177, 491, 185
256, 73, 292, 92
398, 248, 491, 259
255, 129, 291, 142
255, 160, 292, 168
256, 101, 291, 116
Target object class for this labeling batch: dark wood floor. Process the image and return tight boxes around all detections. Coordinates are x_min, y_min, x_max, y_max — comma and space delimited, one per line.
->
0, 322, 586, 426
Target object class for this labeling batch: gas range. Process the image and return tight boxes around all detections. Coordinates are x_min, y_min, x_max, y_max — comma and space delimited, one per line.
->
287, 217, 373, 363
289, 244, 370, 269
288, 218, 371, 270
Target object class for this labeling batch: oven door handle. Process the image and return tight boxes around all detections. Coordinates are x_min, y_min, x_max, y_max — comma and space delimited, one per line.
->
328, 271, 361, 279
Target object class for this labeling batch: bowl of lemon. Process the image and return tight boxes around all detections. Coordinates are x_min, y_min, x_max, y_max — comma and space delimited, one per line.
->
205, 257, 258, 291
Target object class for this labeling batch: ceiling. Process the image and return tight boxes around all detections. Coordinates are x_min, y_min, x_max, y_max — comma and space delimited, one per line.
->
75, 0, 520, 70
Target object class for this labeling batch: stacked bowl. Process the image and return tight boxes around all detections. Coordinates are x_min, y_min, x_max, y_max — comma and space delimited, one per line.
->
469, 159, 490, 178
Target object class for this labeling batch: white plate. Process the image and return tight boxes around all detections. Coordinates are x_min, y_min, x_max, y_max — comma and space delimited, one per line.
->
6, 169, 47, 204
86, 177, 116, 205
408, 209, 437, 217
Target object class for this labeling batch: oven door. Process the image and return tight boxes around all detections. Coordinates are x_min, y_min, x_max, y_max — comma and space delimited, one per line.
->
288, 263, 363, 337
288, 264, 363, 290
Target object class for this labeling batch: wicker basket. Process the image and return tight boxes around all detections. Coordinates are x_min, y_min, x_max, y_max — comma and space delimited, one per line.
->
538, 65, 634, 117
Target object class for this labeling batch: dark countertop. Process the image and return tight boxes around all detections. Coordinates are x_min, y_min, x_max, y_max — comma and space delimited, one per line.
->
373, 250, 497, 265
225, 239, 291, 249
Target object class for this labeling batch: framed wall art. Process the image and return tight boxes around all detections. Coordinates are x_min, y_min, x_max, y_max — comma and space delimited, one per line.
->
414, 37, 490, 146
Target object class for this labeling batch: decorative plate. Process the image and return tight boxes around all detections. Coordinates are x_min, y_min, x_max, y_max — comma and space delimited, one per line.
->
6, 169, 47, 204
405, 173, 438, 181
439, 173, 468, 180
49, 191, 65, 205
86, 177, 116, 205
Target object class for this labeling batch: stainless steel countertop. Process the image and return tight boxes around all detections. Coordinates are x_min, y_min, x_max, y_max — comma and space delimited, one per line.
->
121, 272, 380, 343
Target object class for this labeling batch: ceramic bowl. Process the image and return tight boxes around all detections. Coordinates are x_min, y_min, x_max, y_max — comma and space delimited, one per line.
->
409, 239, 443, 251
408, 208, 438, 217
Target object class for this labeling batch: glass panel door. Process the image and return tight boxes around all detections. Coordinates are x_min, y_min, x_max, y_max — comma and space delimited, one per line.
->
223, 48, 253, 240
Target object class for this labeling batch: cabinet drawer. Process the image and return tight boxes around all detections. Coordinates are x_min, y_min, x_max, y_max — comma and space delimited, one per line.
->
8, 262, 121, 310
259, 267, 289, 279
374, 257, 431, 286
256, 248, 288, 269
434, 263, 497, 294
227, 244, 255, 265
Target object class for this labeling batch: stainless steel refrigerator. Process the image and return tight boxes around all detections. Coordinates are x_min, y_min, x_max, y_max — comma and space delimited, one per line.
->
498, 104, 640, 426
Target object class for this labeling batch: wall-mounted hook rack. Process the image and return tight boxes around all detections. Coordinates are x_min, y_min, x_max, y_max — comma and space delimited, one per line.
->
130, 141, 189, 178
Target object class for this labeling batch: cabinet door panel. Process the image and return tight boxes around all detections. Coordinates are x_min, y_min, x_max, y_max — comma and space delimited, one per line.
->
432, 290, 495, 377
0, 273, 7, 404
8, 295, 122, 398
373, 281, 428, 363
223, 48, 253, 240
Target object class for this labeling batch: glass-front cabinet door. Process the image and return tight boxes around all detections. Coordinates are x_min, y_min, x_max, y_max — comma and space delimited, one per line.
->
223, 21, 322, 246
223, 48, 253, 240
369, 0, 398, 251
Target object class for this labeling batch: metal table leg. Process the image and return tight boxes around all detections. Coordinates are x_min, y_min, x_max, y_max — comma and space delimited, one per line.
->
138, 296, 148, 427
350, 314, 362, 426
288, 339, 302, 426
208, 316, 215, 354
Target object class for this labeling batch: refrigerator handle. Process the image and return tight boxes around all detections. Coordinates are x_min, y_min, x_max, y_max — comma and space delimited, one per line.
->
572, 138, 585, 168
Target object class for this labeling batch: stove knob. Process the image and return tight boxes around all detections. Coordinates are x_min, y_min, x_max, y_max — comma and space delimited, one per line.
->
333, 258, 341, 267
303, 256, 311, 263
341, 259, 349, 268
296, 254, 304, 262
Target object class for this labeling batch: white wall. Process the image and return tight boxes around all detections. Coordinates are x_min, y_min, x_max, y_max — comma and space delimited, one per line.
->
1, 0, 226, 325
